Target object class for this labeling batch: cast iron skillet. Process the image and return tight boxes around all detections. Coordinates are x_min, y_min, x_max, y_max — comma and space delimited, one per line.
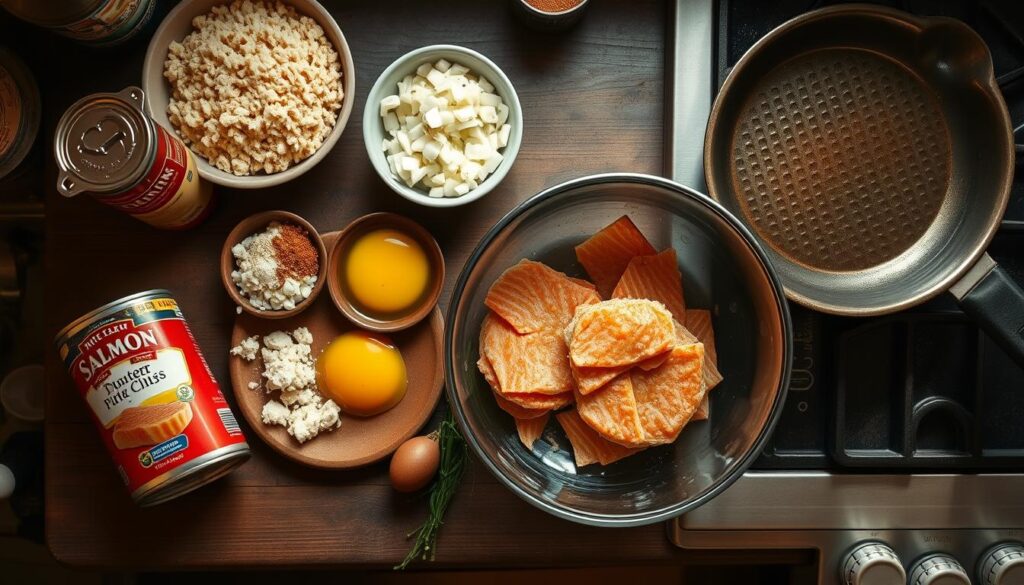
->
704, 4, 1024, 367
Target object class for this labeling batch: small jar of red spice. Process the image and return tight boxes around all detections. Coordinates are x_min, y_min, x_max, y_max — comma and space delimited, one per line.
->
512, 0, 589, 31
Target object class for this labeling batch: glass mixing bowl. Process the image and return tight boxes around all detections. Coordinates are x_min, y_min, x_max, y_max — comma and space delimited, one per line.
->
445, 173, 791, 526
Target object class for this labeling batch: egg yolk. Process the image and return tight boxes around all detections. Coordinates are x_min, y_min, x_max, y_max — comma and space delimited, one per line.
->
344, 229, 429, 317
316, 332, 407, 417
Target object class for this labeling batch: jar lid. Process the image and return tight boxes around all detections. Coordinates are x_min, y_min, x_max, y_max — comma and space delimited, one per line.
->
54, 86, 154, 197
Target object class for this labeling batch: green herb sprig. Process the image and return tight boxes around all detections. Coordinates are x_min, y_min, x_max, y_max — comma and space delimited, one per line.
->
394, 410, 467, 570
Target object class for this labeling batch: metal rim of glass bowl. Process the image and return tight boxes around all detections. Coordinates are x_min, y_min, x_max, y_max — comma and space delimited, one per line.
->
443, 172, 793, 527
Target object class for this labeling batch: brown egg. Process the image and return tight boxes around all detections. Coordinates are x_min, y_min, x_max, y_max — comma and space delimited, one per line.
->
390, 435, 440, 493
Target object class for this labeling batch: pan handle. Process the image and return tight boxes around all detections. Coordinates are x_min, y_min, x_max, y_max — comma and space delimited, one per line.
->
950, 253, 1024, 368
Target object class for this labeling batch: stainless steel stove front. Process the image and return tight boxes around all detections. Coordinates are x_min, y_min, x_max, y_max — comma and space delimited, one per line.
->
668, 472, 1024, 584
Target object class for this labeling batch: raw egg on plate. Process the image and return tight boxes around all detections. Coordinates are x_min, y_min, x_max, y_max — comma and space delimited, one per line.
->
343, 229, 429, 318
316, 331, 407, 417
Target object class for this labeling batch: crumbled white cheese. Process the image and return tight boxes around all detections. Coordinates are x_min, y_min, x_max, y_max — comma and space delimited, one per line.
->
286, 400, 341, 443
279, 387, 318, 408
263, 330, 294, 350
261, 340, 315, 394
230, 335, 261, 361
291, 326, 313, 345
261, 399, 291, 426
231, 327, 341, 444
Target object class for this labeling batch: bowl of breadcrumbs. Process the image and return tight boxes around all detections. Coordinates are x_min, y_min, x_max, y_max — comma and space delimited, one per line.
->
142, 0, 354, 188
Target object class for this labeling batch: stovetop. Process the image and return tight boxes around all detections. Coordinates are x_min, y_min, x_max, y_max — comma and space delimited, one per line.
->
715, 0, 1024, 473
667, 1, 1024, 582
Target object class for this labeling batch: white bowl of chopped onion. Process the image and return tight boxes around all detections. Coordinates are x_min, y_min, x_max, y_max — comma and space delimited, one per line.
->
363, 45, 523, 207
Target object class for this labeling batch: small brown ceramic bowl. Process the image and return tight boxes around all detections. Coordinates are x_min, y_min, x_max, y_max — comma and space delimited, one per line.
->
221, 210, 328, 319
327, 213, 444, 332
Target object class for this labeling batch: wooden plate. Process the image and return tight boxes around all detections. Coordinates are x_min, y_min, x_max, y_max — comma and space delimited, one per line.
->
229, 232, 444, 469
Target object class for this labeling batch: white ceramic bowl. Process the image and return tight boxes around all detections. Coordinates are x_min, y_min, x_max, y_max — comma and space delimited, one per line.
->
363, 45, 523, 207
141, 0, 355, 189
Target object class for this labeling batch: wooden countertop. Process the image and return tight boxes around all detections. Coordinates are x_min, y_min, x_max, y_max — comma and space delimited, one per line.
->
41, 0, 809, 569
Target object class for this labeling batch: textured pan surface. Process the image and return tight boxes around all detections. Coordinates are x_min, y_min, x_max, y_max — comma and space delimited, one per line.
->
733, 48, 950, 272
705, 5, 1014, 315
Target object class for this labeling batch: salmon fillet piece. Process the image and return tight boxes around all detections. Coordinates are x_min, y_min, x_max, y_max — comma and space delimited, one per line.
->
494, 388, 551, 419
692, 395, 710, 421
575, 374, 646, 448
631, 343, 706, 445
572, 350, 672, 395
480, 313, 573, 395
575, 216, 656, 297
612, 249, 686, 320
569, 276, 598, 291
567, 299, 676, 368
485, 260, 600, 335
674, 320, 699, 344
515, 413, 549, 449
685, 309, 724, 391
556, 409, 643, 467
571, 362, 629, 395
479, 355, 551, 419
636, 351, 670, 371
503, 391, 573, 411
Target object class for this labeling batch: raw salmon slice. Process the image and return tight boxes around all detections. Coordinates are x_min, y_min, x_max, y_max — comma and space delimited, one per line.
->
572, 350, 672, 395
575, 216, 656, 297
556, 409, 643, 467
674, 320, 699, 344
575, 373, 646, 447
631, 343, 706, 445
571, 362, 629, 395
495, 389, 552, 419
503, 391, 573, 411
480, 313, 573, 396
485, 260, 600, 335
636, 351, 670, 371
477, 354, 500, 389
685, 309, 724, 391
479, 357, 550, 420
515, 413, 549, 449
692, 395, 710, 421
567, 298, 676, 368
612, 248, 686, 320
569, 276, 598, 291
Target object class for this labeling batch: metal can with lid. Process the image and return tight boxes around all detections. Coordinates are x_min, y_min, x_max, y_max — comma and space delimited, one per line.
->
54, 289, 250, 506
55, 86, 213, 230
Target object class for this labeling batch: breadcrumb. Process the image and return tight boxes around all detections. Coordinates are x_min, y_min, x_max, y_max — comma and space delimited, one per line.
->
163, 0, 344, 176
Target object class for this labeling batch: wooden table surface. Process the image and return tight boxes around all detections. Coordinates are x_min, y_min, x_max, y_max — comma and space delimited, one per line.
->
40, 0, 808, 570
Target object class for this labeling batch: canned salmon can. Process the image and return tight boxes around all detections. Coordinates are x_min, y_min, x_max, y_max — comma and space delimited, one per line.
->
54, 87, 213, 230
54, 290, 249, 506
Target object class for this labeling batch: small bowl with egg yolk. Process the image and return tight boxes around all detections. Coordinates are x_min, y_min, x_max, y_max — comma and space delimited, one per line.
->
327, 212, 444, 332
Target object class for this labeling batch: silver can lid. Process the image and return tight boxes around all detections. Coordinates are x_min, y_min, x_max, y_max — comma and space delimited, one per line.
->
54, 86, 154, 197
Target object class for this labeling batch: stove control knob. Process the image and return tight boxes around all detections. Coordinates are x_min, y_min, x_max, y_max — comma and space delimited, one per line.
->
978, 542, 1024, 585
909, 553, 970, 585
841, 541, 906, 585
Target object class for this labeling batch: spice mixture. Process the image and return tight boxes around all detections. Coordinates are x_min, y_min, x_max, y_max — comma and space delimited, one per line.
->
231, 221, 319, 311
525, 0, 582, 12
